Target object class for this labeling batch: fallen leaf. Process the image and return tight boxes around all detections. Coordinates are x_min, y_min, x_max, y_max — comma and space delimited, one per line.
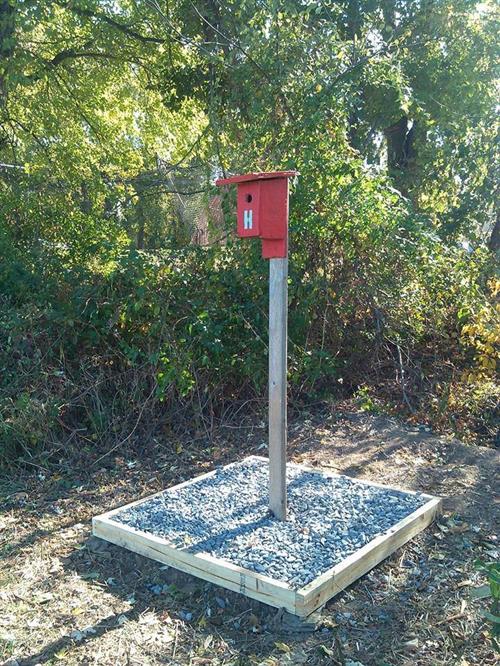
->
81, 571, 100, 580
402, 638, 419, 650
247, 613, 260, 628
49, 559, 62, 574
457, 579, 473, 588
471, 584, 491, 599
275, 641, 291, 654
430, 552, 445, 561
318, 644, 334, 657
54, 650, 68, 660
450, 522, 469, 534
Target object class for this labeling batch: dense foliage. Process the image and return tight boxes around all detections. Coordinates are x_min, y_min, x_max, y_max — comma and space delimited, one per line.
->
0, 0, 498, 463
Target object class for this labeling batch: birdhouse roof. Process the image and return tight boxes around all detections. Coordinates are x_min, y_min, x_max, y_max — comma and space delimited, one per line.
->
215, 171, 298, 186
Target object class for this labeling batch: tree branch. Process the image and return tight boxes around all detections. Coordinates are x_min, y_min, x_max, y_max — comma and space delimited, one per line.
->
49, 49, 118, 66
56, 2, 165, 45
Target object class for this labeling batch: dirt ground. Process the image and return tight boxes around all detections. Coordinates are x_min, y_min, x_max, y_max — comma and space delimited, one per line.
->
0, 407, 498, 666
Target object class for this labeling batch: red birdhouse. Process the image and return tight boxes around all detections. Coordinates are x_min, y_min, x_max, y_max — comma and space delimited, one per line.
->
215, 171, 297, 258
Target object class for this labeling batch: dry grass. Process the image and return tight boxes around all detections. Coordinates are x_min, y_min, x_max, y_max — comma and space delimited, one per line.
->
0, 407, 498, 665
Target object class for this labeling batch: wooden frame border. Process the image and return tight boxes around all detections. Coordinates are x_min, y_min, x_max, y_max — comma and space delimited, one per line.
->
92, 456, 441, 616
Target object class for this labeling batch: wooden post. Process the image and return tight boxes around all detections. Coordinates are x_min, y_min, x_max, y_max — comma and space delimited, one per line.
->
269, 257, 288, 520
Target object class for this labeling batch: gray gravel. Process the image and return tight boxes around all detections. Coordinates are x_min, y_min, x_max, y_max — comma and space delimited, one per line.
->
112, 458, 428, 589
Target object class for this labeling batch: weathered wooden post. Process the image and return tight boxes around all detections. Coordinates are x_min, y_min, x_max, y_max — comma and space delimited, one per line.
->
268, 256, 288, 519
215, 171, 297, 519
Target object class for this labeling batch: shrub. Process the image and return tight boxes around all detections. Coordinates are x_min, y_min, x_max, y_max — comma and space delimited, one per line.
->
1, 185, 497, 466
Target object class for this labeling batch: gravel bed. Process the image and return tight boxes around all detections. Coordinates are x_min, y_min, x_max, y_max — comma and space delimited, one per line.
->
112, 458, 428, 588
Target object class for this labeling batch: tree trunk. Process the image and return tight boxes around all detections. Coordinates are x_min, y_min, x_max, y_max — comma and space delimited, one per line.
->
136, 205, 145, 249
0, 0, 15, 108
80, 182, 92, 214
487, 212, 500, 253
384, 116, 417, 197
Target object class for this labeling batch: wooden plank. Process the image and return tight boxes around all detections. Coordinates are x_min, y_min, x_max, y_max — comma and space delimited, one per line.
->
268, 257, 288, 520
92, 514, 298, 614
294, 496, 442, 616
93, 456, 441, 617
